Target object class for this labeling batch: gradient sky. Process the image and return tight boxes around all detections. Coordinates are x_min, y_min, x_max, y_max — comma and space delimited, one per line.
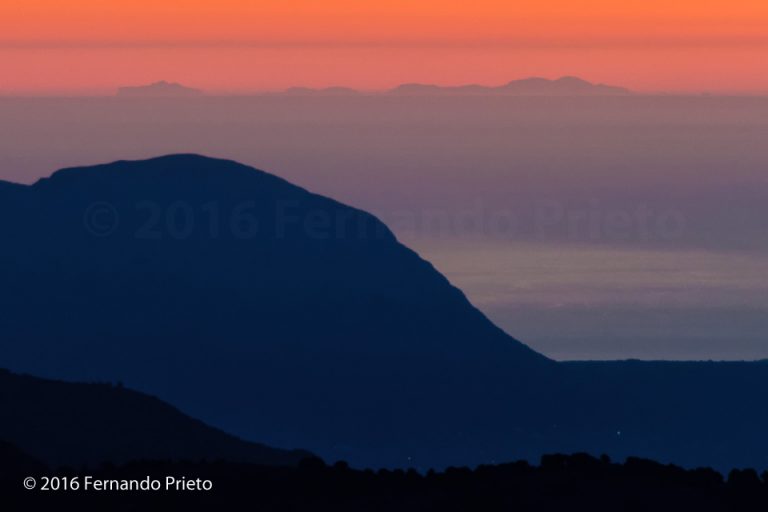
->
2, 1, 768, 93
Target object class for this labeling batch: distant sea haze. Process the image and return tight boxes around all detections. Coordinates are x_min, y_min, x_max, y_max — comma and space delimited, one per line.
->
1, 94, 767, 360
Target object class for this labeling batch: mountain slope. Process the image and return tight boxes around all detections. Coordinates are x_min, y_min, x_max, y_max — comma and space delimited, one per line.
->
0, 369, 311, 467
0, 154, 551, 468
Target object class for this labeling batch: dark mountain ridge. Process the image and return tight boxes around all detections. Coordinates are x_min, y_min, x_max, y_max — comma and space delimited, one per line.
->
0, 155, 550, 468
0, 369, 311, 467
1, 155, 767, 471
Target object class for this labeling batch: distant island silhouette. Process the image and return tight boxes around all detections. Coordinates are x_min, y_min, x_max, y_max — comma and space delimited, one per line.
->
1, 155, 767, 471
117, 81, 203, 97
116, 77, 630, 97
387, 76, 632, 96
266, 76, 631, 96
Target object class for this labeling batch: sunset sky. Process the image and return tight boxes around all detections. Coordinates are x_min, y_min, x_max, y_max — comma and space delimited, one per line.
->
2, 1, 768, 94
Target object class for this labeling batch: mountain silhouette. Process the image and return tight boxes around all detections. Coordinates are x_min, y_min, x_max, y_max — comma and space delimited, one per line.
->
1, 155, 767, 470
117, 81, 203, 97
0, 155, 549, 467
0, 369, 311, 467
389, 76, 631, 96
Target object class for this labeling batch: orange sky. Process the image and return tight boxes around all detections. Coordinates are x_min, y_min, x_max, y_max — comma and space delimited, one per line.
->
2, 1, 768, 94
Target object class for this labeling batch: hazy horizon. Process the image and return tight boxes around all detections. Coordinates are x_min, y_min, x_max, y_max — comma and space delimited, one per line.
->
4, 77, 768, 97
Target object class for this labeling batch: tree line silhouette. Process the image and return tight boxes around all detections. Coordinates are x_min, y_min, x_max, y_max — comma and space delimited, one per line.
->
4, 449, 767, 511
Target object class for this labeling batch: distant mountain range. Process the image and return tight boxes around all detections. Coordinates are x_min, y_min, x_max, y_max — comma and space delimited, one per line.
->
117, 81, 203, 97
119, 77, 630, 97
1, 155, 767, 471
277, 77, 630, 96
388, 76, 632, 96
0, 369, 311, 467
